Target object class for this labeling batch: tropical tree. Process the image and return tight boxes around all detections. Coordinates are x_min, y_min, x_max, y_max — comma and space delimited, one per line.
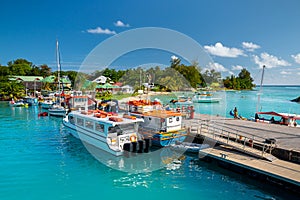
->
222, 68, 254, 90
40, 64, 52, 77
170, 59, 203, 88
202, 69, 222, 86
8, 59, 33, 75
0, 80, 25, 99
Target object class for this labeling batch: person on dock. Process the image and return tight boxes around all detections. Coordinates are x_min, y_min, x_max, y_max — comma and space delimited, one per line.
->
233, 107, 238, 119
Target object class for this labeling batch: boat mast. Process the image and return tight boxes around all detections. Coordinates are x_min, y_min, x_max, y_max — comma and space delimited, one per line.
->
256, 65, 265, 112
56, 40, 61, 105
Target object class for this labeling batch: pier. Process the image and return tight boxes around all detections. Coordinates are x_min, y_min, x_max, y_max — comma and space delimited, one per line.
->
183, 113, 300, 192
199, 145, 300, 192
185, 113, 300, 163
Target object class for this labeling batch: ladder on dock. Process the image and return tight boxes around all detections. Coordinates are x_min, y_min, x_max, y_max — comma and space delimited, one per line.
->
187, 120, 277, 161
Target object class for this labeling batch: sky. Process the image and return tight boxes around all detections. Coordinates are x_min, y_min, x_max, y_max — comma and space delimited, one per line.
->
1, 0, 300, 85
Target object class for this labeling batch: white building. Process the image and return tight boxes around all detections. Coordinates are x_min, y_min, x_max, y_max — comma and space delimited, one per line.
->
121, 85, 133, 94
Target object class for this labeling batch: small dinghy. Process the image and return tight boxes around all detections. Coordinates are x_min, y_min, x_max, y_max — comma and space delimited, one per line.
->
171, 142, 210, 153
38, 112, 48, 117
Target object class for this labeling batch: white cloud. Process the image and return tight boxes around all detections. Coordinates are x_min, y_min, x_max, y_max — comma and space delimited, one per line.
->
204, 42, 245, 58
231, 65, 244, 71
114, 20, 130, 27
291, 53, 300, 64
297, 72, 300, 75
253, 52, 291, 68
204, 62, 228, 72
242, 42, 260, 52
87, 27, 116, 35
280, 71, 291, 75
171, 55, 178, 60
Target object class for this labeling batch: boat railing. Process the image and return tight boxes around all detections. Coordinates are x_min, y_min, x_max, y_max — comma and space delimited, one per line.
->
185, 119, 277, 161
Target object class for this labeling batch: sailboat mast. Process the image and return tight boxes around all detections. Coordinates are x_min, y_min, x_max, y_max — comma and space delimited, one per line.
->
256, 65, 265, 112
56, 40, 61, 103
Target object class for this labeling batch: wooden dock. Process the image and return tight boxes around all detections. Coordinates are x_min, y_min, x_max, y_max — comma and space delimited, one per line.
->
181, 113, 300, 192
184, 113, 300, 163
199, 145, 300, 190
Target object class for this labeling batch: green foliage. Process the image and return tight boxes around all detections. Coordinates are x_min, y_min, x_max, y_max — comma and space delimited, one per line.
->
0, 80, 25, 99
95, 91, 112, 100
202, 69, 221, 86
40, 64, 52, 77
223, 68, 255, 90
90, 68, 126, 83
8, 59, 32, 75
59, 70, 79, 86
170, 58, 204, 88
0, 57, 256, 100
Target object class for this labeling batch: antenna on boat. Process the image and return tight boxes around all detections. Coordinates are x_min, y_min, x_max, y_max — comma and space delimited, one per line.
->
256, 65, 265, 112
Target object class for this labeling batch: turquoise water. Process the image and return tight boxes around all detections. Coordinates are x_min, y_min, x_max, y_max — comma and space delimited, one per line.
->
1, 86, 299, 200
156, 86, 300, 119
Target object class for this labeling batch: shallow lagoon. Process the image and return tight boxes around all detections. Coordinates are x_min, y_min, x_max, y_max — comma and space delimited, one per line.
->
1, 86, 299, 200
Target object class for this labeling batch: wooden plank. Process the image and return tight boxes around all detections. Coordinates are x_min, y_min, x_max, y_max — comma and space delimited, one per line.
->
199, 146, 300, 186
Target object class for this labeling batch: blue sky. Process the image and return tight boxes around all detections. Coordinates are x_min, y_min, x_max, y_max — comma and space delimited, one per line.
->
1, 0, 300, 85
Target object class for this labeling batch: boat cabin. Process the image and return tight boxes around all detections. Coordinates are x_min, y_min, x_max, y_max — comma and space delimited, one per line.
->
66, 111, 143, 150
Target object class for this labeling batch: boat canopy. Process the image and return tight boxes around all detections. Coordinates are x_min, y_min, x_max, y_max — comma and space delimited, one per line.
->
256, 111, 300, 120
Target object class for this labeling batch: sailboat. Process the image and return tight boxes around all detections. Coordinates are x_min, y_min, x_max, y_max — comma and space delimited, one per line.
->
49, 40, 67, 117
253, 65, 299, 127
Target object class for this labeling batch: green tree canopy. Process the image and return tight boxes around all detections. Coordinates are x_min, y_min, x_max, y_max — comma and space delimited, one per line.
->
8, 59, 33, 75
223, 68, 255, 90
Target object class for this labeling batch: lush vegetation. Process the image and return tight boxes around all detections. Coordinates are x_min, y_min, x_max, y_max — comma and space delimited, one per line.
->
0, 57, 255, 100
0, 59, 88, 100
223, 69, 255, 90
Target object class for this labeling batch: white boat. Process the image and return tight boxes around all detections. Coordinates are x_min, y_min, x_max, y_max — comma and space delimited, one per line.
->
171, 96, 193, 106
40, 98, 54, 109
254, 111, 300, 127
63, 110, 146, 156
9, 99, 26, 107
170, 142, 210, 153
253, 66, 299, 127
192, 92, 221, 103
48, 104, 67, 117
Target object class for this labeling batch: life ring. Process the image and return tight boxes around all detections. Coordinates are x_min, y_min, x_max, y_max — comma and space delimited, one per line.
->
130, 134, 137, 142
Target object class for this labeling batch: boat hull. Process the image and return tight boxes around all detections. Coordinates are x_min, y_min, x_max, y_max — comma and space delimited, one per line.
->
63, 119, 123, 156
48, 108, 67, 117
24, 98, 39, 106
192, 98, 221, 103
9, 103, 25, 107
40, 103, 53, 109
141, 129, 187, 147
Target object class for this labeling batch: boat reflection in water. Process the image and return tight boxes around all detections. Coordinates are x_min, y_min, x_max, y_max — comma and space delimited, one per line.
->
83, 141, 185, 173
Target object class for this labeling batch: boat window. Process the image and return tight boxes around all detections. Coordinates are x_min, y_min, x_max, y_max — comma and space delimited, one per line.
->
169, 117, 173, 123
109, 124, 135, 135
76, 118, 84, 126
95, 123, 104, 132
69, 116, 75, 125
85, 120, 94, 129
176, 117, 180, 121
